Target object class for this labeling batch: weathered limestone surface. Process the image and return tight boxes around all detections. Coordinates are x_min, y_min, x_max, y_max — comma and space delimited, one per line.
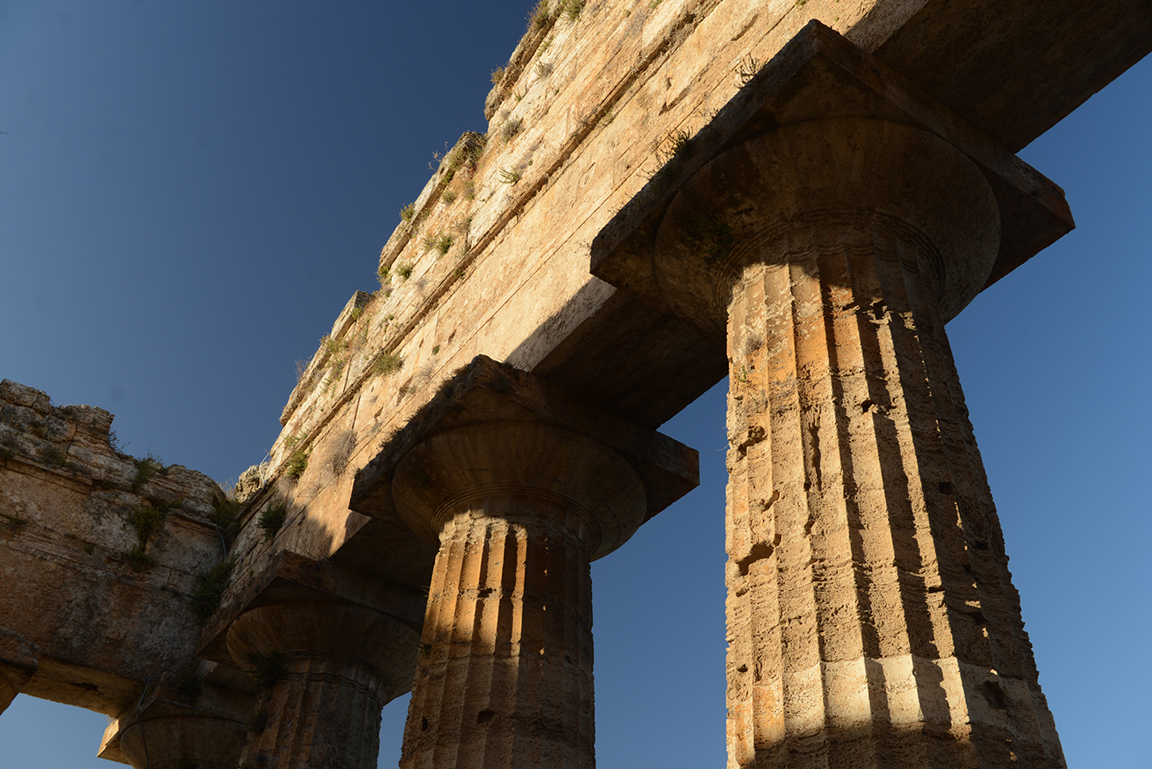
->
0, 379, 237, 718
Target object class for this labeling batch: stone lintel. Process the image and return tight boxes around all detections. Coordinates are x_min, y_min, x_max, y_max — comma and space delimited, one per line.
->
197, 550, 424, 666
591, 20, 1075, 317
350, 355, 699, 543
0, 627, 39, 713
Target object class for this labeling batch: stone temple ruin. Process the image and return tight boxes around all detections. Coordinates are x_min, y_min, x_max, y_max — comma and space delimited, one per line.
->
2, 2, 1150, 767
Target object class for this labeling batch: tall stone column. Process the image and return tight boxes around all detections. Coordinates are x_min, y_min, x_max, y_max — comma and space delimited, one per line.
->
226, 600, 420, 769
650, 117, 1063, 767
392, 422, 645, 769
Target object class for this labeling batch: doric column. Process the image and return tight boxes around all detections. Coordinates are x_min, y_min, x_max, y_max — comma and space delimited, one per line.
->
226, 600, 420, 769
392, 422, 645, 769
651, 117, 1063, 767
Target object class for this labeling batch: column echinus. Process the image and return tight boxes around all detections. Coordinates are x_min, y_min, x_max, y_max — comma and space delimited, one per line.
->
349, 356, 699, 769
592, 22, 1074, 769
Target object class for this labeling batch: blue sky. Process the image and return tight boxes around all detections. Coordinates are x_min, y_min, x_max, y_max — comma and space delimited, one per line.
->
1, 2, 1149, 767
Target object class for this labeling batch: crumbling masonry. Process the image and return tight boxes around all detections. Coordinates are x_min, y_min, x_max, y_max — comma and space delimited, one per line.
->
3, 1, 1150, 767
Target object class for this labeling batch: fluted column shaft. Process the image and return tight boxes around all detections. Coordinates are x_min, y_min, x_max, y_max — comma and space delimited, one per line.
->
654, 118, 1064, 768
392, 421, 648, 769
401, 496, 595, 769
240, 653, 388, 769
227, 600, 420, 769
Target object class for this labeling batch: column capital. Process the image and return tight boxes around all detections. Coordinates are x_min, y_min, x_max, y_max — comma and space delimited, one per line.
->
351, 355, 699, 562
102, 673, 252, 769
591, 20, 1072, 328
652, 117, 1001, 337
226, 600, 420, 703
393, 421, 644, 557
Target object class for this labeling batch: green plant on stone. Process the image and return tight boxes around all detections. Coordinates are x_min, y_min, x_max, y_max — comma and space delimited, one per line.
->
490, 66, 505, 86
735, 54, 761, 86
441, 188, 458, 205
246, 649, 287, 691
247, 708, 270, 735
208, 497, 242, 546
127, 504, 169, 547
528, 0, 553, 28
429, 233, 453, 256
124, 547, 157, 572
321, 335, 348, 358
131, 452, 162, 492
1, 513, 29, 528
171, 659, 203, 700
396, 262, 414, 281
661, 129, 691, 162
377, 264, 391, 289
535, 61, 553, 79
370, 351, 403, 378
500, 117, 523, 143
499, 167, 521, 184
257, 503, 288, 542
561, 0, 584, 22
400, 203, 416, 223
326, 354, 348, 387
41, 445, 73, 469
191, 559, 236, 623
284, 446, 310, 480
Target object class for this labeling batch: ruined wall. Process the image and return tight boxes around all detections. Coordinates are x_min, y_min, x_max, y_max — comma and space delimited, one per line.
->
0, 379, 233, 717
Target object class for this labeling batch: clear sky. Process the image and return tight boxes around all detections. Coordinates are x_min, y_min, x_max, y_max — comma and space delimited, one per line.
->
1, 2, 1149, 767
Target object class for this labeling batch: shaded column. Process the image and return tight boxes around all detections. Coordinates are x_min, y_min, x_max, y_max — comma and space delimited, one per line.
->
226, 600, 420, 769
393, 422, 645, 769
652, 118, 1064, 768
